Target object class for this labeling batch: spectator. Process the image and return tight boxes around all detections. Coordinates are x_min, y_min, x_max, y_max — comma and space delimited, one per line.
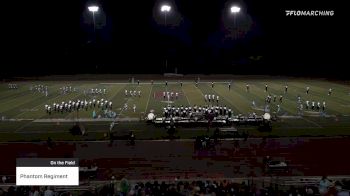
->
306, 186, 314, 195
336, 184, 350, 196
30, 187, 40, 196
44, 186, 54, 196
319, 176, 332, 195
119, 178, 130, 196
1, 176, 6, 183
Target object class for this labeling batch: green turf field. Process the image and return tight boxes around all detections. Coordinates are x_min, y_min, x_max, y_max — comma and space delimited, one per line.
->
1, 78, 350, 141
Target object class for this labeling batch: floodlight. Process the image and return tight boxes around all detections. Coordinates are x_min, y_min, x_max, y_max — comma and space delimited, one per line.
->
230, 6, 241, 13
161, 5, 171, 12
88, 6, 99, 12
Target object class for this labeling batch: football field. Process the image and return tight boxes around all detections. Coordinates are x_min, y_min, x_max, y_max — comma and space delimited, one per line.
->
1, 77, 350, 141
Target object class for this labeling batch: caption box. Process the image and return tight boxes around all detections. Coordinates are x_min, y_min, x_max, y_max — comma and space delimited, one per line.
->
16, 158, 79, 186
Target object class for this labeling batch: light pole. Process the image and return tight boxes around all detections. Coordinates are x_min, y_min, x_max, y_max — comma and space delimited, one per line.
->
88, 5, 99, 71
230, 5, 240, 38
161, 5, 171, 25
88, 6, 99, 33
161, 4, 171, 73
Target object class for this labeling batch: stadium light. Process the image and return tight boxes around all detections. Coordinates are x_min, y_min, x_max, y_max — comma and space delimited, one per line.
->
161, 5, 171, 12
88, 5, 99, 33
160, 4, 171, 25
230, 6, 241, 13
88, 6, 99, 12
160, 4, 172, 73
230, 5, 241, 38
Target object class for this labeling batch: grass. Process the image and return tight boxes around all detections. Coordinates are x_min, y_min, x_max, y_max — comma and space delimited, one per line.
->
0, 78, 350, 141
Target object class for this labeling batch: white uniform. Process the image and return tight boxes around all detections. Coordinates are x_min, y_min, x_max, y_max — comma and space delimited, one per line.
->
133, 104, 136, 112
322, 101, 326, 110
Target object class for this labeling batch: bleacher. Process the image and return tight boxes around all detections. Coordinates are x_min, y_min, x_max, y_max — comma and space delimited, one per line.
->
1, 176, 350, 195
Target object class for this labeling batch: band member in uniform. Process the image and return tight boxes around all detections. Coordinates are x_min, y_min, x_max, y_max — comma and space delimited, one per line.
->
322, 101, 326, 111
328, 88, 332, 96
305, 100, 309, 110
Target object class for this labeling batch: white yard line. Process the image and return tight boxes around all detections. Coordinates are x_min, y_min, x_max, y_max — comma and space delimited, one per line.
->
144, 85, 153, 113
14, 120, 34, 133
14, 84, 99, 129
181, 85, 191, 106
13, 93, 62, 119
195, 86, 205, 97
116, 85, 139, 118
301, 117, 323, 128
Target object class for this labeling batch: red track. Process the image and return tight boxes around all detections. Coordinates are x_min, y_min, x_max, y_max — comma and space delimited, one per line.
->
1, 137, 350, 181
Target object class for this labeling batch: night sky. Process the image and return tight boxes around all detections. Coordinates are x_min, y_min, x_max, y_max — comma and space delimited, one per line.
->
2, 0, 346, 78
